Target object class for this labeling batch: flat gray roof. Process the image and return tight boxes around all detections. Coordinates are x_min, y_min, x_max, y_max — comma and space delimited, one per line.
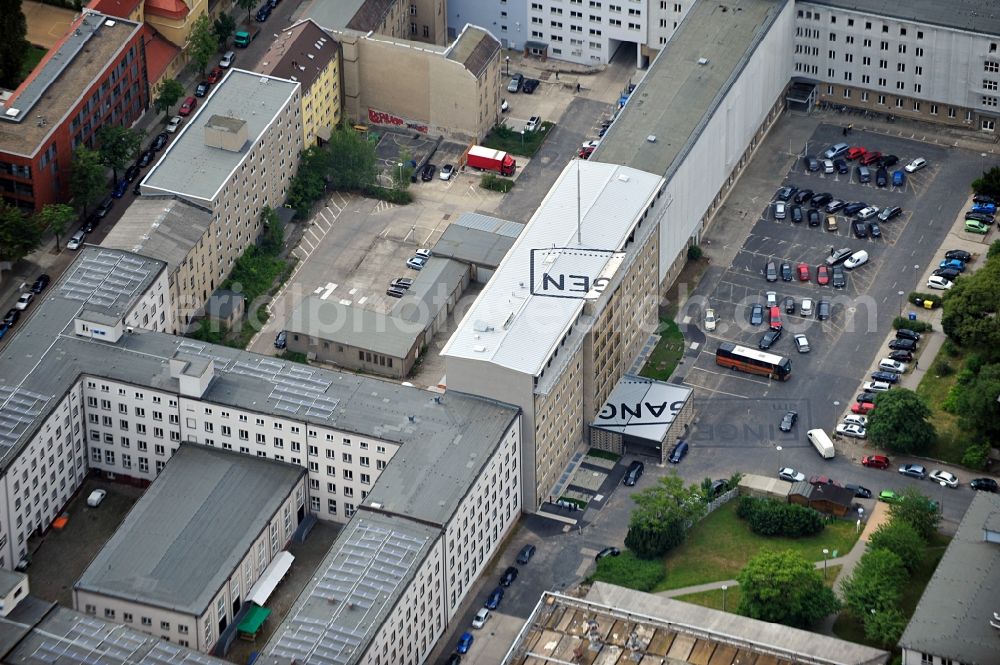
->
100, 197, 211, 272
287, 296, 422, 358
0, 569, 25, 598
389, 258, 467, 323
261, 512, 438, 665
0, 601, 231, 665
899, 492, 1000, 664
75, 445, 305, 615
140, 69, 298, 204
592, 375, 692, 443
431, 213, 522, 268
802, 0, 1000, 37
302, 0, 366, 31
592, 0, 785, 179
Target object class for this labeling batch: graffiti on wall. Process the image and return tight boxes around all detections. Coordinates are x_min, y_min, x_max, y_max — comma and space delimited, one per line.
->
367, 108, 428, 134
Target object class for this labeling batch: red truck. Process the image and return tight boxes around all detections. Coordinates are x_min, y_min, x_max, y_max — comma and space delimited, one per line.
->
466, 145, 516, 176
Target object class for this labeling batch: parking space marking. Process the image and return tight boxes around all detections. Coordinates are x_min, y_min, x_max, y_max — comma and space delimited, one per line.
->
683, 378, 752, 400
357, 296, 368, 305
315, 283, 338, 300
339, 299, 352, 306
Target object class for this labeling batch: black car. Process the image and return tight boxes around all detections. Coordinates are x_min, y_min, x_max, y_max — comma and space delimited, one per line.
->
96, 196, 114, 217
420, 163, 436, 181
834, 158, 849, 174
857, 392, 877, 403
123, 164, 139, 183
31, 274, 50, 293
765, 261, 777, 282
3, 308, 20, 326
868, 220, 882, 238
888, 350, 913, 362
888, 338, 917, 351
807, 209, 821, 226
779, 410, 797, 432
852, 220, 868, 238
749, 303, 764, 325
876, 167, 888, 187
194, 81, 210, 97
817, 299, 831, 320
780, 263, 792, 281
137, 150, 155, 167
896, 328, 922, 341
878, 205, 902, 222
831, 265, 846, 288
973, 194, 995, 204
255, 4, 272, 21
522, 78, 540, 93
623, 460, 644, 486
794, 188, 814, 204
843, 201, 867, 216
790, 205, 804, 223
595, 547, 621, 561
775, 185, 797, 201
811, 192, 833, 208
151, 132, 169, 152
759, 329, 781, 350
944, 249, 972, 263
668, 440, 689, 464
964, 211, 994, 224
499, 566, 518, 586
880, 154, 899, 167
274, 330, 287, 349
516, 544, 536, 564
870, 371, 899, 383
804, 156, 820, 172
783, 296, 795, 314
970, 478, 999, 492
83, 212, 100, 233
845, 484, 873, 499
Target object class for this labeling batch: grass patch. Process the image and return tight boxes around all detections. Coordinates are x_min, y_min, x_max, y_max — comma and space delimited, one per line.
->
481, 122, 553, 157
587, 448, 621, 462
280, 351, 309, 364
915, 347, 970, 465
653, 501, 859, 592
676, 565, 842, 613
639, 318, 685, 382
20, 45, 47, 81
589, 551, 666, 592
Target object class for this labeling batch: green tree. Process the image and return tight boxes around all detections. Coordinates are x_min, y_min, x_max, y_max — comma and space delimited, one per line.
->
286, 145, 331, 218
864, 607, 908, 647
327, 126, 378, 191
153, 78, 185, 117
213, 13, 236, 48
840, 548, 908, 646
867, 519, 924, 572
867, 388, 935, 454
988, 239, 1000, 260
954, 363, 1000, 440
737, 550, 839, 628
259, 206, 284, 254
189, 13, 219, 76
888, 486, 940, 541
971, 165, 1000, 200
962, 441, 991, 471
96, 125, 144, 184
941, 254, 1000, 360
624, 473, 705, 559
0, 202, 43, 263
0, 0, 29, 89
235, 0, 256, 24
36, 203, 75, 251
70, 146, 106, 218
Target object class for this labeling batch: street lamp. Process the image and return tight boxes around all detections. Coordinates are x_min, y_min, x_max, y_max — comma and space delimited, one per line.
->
397, 162, 403, 188
775, 445, 783, 471
822, 548, 829, 579
897, 290, 905, 317
722, 585, 728, 612
520, 129, 525, 149
505, 56, 510, 76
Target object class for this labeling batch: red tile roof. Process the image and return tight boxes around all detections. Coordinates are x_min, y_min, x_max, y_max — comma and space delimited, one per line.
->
87, 0, 143, 18
141, 25, 180, 84
145, 0, 190, 20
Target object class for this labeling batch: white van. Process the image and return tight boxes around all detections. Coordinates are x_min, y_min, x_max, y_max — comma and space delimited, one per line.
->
807, 428, 836, 459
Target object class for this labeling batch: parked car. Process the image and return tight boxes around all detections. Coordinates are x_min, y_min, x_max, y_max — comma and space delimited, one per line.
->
927, 275, 954, 290
799, 297, 814, 317
817, 299, 831, 320
970, 478, 999, 492
386, 287, 406, 298
522, 78, 540, 93
896, 328, 921, 341
898, 463, 928, 480
878, 205, 902, 222
14, 293, 33, 311
859, 151, 882, 166
964, 211, 994, 224
857, 392, 877, 404
765, 261, 777, 282
862, 454, 890, 469
137, 150, 155, 167
852, 401, 875, 415
823, 143, 849, 159
811, 192, 833, 208
856, 165, 871, 183
809, 475, 844, 487
3, 309, 19, 327
703, 308, 717, 331
516, 544, 536, 564
825, 215, 839, 232
219, 51, 235, 68
843, 201, 867, 216
67, 230, 86, 250
86, 489, 107, 507
793, 333, 810, 353
973, 193, 996, 204
439, 164, 454, 180
878, 489, 902, 504
863, 380, 891, 393
944, 249, 972, 263
111, 178, 129, 198
775, 185, 797, 201
804, 155, 820, 171
816, 265, 830, 285
888, 350, 913, 363
178, 96, 197, 116
623, 460, 644, 486
880, 154, 899, 167
938, 258, 966, 272
595, 547, 621, 560
151, 132, 169, 152
668, 440, 689, 464
825, 199, 846, 213
391, 277, 413, 290
472, 608, 490, 629
95, 197, 113, 216
779, 411, 798, 432
965, 219, 990, 234
749, 303, 764, 325
207, 66, 224, 84
778, 467, 806, 483
166, 116, 182, 133
888, 338, 916, 352
971, 201, 997, 214
780, 262, 792, 281
856, 205, 880, 220
194, 81, 210, 97
456, 632, 474, 655
124, 164, 140, 183
773, 201, 787, 220
892, 170, 905, 186
846, 146, 867, 160
846, 484, 873, 499
825, 247, 854, 265
868, 220, 882, 238
876, 166, 888, 187
797, 263, 810, 281
834, 158, 849, 174
831, 265, 846, 288
929, 470, 959, 488
794, 189, 813, 204
844, 414, 868, 427
507, 73, 524, 92
525, 115, 541, 131
407, 256, 427, 270
870, 371, 900, 383
484, 587, 503, 610
758, 329, 781, 350
836, 423, 866, 439
31, 274, 50, 293
904, 157, 927, 172
844, 250, 869, 270
420, 163, 437, 181
783, 296, 795, 314
807, 208, 821, 226
255, 3, 272, 21
879, 358, 908, 373
274, 330, 287, 349
499, 566, 518, 587
790, 204, 804, 223
851, 220, 868, 238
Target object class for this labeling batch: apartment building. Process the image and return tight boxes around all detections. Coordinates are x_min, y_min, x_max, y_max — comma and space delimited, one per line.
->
442, 160, 664, 510
74, 445, 306, 651
132, 69, 301, 331
794, 0, 1000, 131
256, 19, 342, 148
0, 11, 148, 212
306, 0, 448, 46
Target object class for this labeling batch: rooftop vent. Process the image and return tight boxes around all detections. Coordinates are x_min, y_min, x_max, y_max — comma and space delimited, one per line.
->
646, 135, 657, 143
472, 320, 494, 332
697, 57, 709, 65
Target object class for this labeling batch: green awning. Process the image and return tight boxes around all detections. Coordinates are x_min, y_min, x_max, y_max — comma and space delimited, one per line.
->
237, 605, 271, 635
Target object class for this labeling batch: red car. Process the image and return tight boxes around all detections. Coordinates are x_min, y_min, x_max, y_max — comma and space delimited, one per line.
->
860, 151, 882, 166
852, 402, 875, 415
846, 146, 867, 160
809, 475, 844, 488
816, 265, 830, 285
207, 67, 224, 84
862, 455, 891, 469
768, 306, 782, 331
796, 263, 810, 281
178, 96, 197, 116
578, 147, 595, 159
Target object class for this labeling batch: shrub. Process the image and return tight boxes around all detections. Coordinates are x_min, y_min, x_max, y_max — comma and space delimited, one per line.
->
941, 384, 961, 414
988, 239, 1000, 260
892, 316, 932, 333
942, 339, 961, 358
962, 442, 991, 470
363, 185, 413, 204
737, 497, 824, 537
933, 360, 953, 376
908, 291, 941, 309
480, 174, 515, 192
590, 551, 665, 591
624, 515, 687, 559
687, 245, 703, 261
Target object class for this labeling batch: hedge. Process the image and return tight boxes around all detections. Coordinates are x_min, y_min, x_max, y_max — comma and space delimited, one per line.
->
736, 496, 825, 537
908, 291, 942, 309
892, 316, 932, 333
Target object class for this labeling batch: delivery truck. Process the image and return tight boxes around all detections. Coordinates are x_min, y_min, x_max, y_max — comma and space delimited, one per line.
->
807, 428, 836, 459
466, 146, 516, 176
234, 22, 260, 48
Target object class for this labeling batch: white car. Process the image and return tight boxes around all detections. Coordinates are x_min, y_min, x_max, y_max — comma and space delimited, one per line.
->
14, 292, 33, 311
843, 414, 868, 427
778, 467, 806, 483
525, 115, 541, 132
927, 275, 953, 290
844, 250, 869, 270
166, 116, 183, 133
928, 470, 959, 488
472, 608, 490, 629
836, 423, 867, 439
439, 164, 454, 181
822, 159, 835, 174
406, 257, 426, 270
794, 333, 810, 353
878, 358, 908, 374
863, 380, 892, 393
582, 140, 601, 150
219, 51, 235, 68
704, 308, 717, 331
87, 489, 107, 507
857, 206, 880, 221
904, 157, 927, 173
67, 230, 86, 250
415, 248, 433, 260
766, 291, 777, 307
500, 99, 509, 112
800, 297, 814, 317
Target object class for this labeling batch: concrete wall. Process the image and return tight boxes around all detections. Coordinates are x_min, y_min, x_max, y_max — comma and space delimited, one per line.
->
447, 1, 527, 46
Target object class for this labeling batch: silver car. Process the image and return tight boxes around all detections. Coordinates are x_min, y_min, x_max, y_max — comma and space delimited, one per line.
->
794, 334, 810, 353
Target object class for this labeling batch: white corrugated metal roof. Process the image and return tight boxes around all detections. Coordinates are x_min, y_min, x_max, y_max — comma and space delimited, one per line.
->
441, 161, 663, 376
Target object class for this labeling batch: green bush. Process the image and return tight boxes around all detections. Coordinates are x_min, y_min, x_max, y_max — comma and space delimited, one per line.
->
961, 442, 991, 470
736, 497, 824, 537
363, 185, 413, 204
480, 173, 515, 192
941, 384, 961, 414
933, 360, 953, 376
988, 239, 1000, 260
625, 516, 687, 559
590, 551, 666, 591
892, 316, 932, 333
908, 291, 942, 309
687, 245, 703, 261
942, 339, 961, 358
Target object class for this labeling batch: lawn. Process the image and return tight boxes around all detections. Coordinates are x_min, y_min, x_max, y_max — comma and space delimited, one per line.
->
653, 501, 860, 591
481, 122, 553, 157
640, 318, 685, 382
20, 45, 47, 81
915, 348, 970, 465
675, 565, 842, 613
